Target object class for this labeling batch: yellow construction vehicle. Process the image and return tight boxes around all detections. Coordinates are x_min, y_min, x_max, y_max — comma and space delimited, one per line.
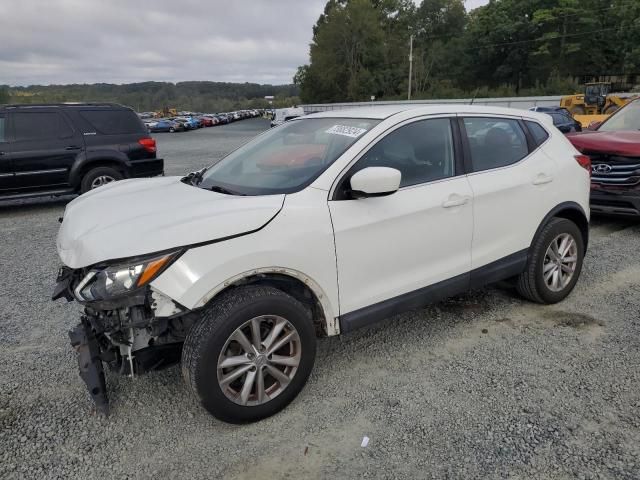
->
560, 82, 637, 116
155, 107, 177, 118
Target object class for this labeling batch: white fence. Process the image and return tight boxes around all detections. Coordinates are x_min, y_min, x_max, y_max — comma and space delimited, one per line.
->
300, 96, 563, 114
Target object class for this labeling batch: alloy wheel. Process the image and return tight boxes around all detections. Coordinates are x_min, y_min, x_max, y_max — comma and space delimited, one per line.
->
543, 233, 578, 292
217, 315, 301, 406
90, 175, 116, 189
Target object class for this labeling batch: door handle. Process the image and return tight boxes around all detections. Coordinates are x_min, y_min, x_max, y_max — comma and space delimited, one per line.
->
442, 194, 470, 208
65, 146, 81, 150
0, 151, 4, 156
532, 174, 553, 185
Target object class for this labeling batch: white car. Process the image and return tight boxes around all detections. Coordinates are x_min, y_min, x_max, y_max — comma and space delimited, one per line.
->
271, 107, 305, 128
54, 105, 591, 423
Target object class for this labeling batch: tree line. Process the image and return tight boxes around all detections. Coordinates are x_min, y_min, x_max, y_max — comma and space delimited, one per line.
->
295, 0, 640, 103
1, 82, 300, 112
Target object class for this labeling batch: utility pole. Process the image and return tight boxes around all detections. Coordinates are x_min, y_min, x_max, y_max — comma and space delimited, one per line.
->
408, 34, 414, 100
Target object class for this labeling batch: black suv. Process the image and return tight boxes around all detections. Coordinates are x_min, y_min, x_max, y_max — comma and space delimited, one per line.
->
0, 103, 163, 199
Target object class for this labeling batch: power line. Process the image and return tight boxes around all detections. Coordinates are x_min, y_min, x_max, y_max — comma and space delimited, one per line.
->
469, 25, 638, 51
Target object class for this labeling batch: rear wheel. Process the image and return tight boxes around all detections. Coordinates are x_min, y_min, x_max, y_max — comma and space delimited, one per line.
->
516, 218, 584, 304
570, 106, 586, 116
80, 166, 123, 193
182, 286, 316, 423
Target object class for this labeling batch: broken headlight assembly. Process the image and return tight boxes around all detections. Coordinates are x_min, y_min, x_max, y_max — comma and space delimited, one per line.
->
74, 251, 180, 301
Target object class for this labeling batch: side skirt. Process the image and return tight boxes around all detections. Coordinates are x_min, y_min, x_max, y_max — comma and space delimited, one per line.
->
338, 249, 528, 334
469, 249, 528, 290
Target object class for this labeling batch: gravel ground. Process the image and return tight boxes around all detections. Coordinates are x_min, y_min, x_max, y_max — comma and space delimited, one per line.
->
1, 118, 640, 479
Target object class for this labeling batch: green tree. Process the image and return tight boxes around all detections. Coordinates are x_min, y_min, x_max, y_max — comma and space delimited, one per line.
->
301, 0, 386, 102
412, 0, 466, 95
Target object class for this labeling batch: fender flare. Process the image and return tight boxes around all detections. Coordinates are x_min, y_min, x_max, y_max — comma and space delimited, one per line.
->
196, 267, 339, 336
530, 201, 589, 253
69, 151, 131, 187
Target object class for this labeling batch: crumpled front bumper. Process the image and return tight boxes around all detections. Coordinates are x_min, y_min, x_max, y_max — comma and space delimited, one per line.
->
53, 265, 191, 415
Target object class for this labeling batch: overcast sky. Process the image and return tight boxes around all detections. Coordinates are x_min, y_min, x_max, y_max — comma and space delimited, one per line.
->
0, 0, 488, 87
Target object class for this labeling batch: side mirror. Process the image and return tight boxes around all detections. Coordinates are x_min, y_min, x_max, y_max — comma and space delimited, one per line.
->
588, 121, 602, 130
349, 167, 401, 198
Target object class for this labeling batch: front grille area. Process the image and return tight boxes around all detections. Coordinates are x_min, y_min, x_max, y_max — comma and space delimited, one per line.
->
589, 154, 640, 186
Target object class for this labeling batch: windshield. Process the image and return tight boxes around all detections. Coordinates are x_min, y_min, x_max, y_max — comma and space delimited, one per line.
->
585, 85, 602, 97
197, 117, 380, 195
598, 101, 640, 132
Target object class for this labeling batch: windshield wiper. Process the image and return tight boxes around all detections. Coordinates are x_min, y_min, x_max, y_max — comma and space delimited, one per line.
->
181, 167, 208, 186
210, 185, 246, 196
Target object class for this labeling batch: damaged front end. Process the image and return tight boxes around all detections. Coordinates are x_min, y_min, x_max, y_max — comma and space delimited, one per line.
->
53, 253, 197, 415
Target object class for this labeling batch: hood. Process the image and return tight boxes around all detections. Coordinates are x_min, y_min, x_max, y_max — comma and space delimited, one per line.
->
567, 130, 640, 157
57, 176, 284, 268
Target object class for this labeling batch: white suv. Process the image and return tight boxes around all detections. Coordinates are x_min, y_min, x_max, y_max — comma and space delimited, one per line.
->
54, 105, 591, 423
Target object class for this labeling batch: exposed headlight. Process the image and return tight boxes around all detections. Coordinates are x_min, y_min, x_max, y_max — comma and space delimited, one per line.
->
75, 251, 180, 301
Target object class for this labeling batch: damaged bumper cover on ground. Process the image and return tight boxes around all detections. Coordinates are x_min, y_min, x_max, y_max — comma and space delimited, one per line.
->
53, 266, 195, 414
68, 319, 109, 415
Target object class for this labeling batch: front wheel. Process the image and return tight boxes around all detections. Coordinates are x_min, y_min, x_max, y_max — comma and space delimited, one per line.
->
182, 286, 316, 423
516, 218, 584, 304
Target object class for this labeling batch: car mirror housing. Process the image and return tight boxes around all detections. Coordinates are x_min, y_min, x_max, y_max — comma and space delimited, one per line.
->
349, 167, 401, 198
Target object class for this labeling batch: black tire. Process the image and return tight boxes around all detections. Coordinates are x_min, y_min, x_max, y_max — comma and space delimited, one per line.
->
570, 106, 586, 116
80, 166, 123, 194
182, 286, 316, 424
516, 218, 584, 304
604, 105, 619, 115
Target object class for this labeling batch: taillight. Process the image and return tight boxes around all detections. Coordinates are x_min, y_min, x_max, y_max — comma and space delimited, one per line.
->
138, 137, 156, 153
575, 154, 591, 176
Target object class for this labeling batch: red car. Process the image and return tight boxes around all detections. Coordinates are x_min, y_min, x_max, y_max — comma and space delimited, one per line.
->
199, 116, 214, 127
567, 99, 640, 217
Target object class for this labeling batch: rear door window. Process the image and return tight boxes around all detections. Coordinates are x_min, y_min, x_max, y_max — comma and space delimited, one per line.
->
79, 110, 146, 135
12, 112, 73, 142
463, 117, 529, 172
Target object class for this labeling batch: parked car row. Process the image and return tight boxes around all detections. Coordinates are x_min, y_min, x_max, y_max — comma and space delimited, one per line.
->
141, 109, 263, 133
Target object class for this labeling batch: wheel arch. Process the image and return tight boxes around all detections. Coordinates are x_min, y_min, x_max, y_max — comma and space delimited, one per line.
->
69, 153, 130, 188
532, 202, 589, 252
197, 268, 338, 337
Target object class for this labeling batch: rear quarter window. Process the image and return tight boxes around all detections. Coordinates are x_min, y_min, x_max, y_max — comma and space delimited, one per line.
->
79, 109, 146, 135
525, 120, 550, 147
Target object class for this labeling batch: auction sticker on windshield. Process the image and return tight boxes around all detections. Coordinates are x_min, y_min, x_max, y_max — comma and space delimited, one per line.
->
325, 125, 368, 138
